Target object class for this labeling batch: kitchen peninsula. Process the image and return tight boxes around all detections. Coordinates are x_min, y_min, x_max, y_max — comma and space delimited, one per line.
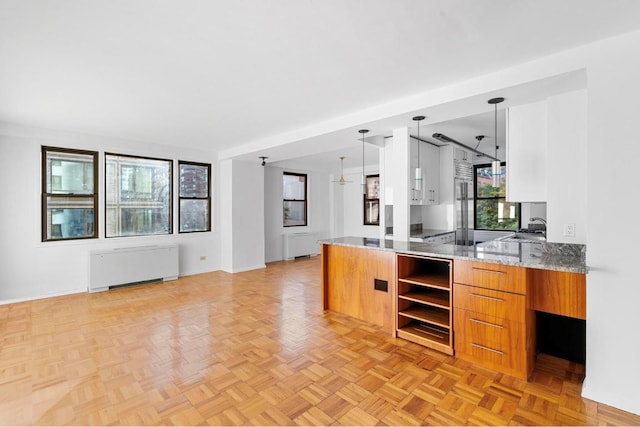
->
320, 236, 586, 379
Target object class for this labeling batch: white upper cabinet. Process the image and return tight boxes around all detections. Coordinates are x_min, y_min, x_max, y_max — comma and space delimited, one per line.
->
506, 100, 548, 202
410, 138, 440, 205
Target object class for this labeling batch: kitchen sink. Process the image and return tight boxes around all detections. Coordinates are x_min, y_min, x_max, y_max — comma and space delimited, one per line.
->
497, 232, 546, 243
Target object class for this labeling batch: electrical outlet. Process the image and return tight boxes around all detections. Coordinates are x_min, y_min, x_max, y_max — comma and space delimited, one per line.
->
563, 223, 576, 237
199, 255, 206, 261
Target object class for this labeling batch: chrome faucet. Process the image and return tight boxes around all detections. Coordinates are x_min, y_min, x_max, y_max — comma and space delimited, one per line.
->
529, 217, 547, 239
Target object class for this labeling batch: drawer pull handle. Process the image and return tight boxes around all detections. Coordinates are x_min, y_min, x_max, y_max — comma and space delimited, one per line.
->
470, 318, 504, 329
470, 293, 504, 302
472, 343, 504, 355
472, 268, 505, 275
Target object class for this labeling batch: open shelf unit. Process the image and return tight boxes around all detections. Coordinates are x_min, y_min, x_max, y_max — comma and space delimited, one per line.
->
396, 254, 454, 355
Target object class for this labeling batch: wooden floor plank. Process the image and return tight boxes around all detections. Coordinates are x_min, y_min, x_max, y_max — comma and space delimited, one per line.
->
0, 257, 638, 425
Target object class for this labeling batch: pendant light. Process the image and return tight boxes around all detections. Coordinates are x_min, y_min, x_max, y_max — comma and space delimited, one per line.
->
332, 156, 352, 185
413, 115, 425, 191
358, 129, 369, 195
488, 97, 504, 188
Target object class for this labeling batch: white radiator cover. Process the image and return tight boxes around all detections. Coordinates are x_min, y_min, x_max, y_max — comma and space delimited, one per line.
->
283, 233, 320, 260
89, 244, 179, 292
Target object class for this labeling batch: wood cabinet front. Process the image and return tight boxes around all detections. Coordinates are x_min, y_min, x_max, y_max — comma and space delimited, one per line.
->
454, 260, 527, 294
453, 283, 526, 323
529, 269, 586, 320
454, 308, 526, 350
321, 244, 396, 333
453, 259, 535, 379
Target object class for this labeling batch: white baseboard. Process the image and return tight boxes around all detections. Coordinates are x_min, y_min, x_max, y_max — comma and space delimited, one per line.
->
0, 287, 85, 306
222, 264, 267, 274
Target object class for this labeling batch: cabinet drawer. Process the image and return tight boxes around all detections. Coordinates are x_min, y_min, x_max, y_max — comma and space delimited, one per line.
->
453, 283, 525, 322
454, 334, 529, 379
453, 308, 525, 351
454, 260, 527, 294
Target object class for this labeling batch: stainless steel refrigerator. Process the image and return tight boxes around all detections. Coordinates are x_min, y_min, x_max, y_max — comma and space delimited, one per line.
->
454, 159, 474, 246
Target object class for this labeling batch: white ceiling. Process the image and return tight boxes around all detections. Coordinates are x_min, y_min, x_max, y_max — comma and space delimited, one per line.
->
2, 0, 640, 172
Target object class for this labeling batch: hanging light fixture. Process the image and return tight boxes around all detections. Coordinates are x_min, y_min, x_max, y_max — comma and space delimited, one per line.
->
412, 116, 425, 192
332, 156, 352, 185
359, 129, 369, 195
488, 97, 505, 188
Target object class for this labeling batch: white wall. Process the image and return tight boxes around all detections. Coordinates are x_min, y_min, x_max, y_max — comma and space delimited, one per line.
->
0, 123, 219, 303
264, 166, 330, 262
340, 169, 380, 238
546, 89, 588, 243
581, 32, 640, 414
219, 159, 266, 272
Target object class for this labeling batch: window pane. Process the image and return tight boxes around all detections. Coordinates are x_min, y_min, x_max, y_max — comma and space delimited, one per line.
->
366, 175, 379, 198
180, 199, 210, 232
118, 208, 169, 236
476, 198, 520, 231
284, 201, 306, 226
364, 200, 379, 225
476, 164, 506, 197
283, 174, 305, 200
46, 151, 94, 194
105, 154, 171, 237
45, 196, 94, 240
180, 164, 209, 198
121, 165, 154, 199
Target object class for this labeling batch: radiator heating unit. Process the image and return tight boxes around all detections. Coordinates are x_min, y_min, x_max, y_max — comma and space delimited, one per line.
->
283, 233, 320, 260
89, 244, 179, 292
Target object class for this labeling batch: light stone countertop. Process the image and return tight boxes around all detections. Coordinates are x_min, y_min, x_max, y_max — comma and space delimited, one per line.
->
320, 236, 587, 274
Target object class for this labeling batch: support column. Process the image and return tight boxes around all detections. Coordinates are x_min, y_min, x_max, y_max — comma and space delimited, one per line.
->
391, 127, 410, 242
219, 159, 266, 273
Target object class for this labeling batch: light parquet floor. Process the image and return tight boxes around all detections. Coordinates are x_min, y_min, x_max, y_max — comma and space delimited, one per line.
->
1, 257, 639, 426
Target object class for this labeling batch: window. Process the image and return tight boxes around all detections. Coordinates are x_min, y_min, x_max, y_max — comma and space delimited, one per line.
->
283, 172, 307, 227
364, 174, 380, 225
474, 163, 520, 231
42, 146, 98, 241
179, 161, 211, 233
105, 153, 172, 237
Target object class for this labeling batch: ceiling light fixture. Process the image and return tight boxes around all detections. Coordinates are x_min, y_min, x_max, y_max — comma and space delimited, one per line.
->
413, 115, 425, 192
259, 156, 268, 166
332, 156, 352, 185
488, 97, 504, 188
359, 129, 369, 195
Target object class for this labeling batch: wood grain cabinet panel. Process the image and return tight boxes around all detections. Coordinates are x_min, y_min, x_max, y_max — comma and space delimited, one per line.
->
453, 308, 526, 351
453, 260, 535, 380
321, 244, 396, 333
454, 259, 527, 294
530, 269, 586, 320
454, 334, 531, 378
453, 283, 526, 322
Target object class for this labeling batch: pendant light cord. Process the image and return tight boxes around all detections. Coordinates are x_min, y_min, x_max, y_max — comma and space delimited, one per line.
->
494, 102, 498, 159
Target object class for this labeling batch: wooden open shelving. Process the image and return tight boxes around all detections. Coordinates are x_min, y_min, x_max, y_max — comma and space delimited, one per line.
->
396, 254, 454, 355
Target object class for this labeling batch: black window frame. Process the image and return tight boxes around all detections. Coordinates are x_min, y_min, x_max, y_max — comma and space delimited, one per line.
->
473, 162, 521, 232
178, 160, 212, 233
283, 172, 307, 227
104, 152, 173, 238
363, 174, 380, 226
41, 146, 99, 242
